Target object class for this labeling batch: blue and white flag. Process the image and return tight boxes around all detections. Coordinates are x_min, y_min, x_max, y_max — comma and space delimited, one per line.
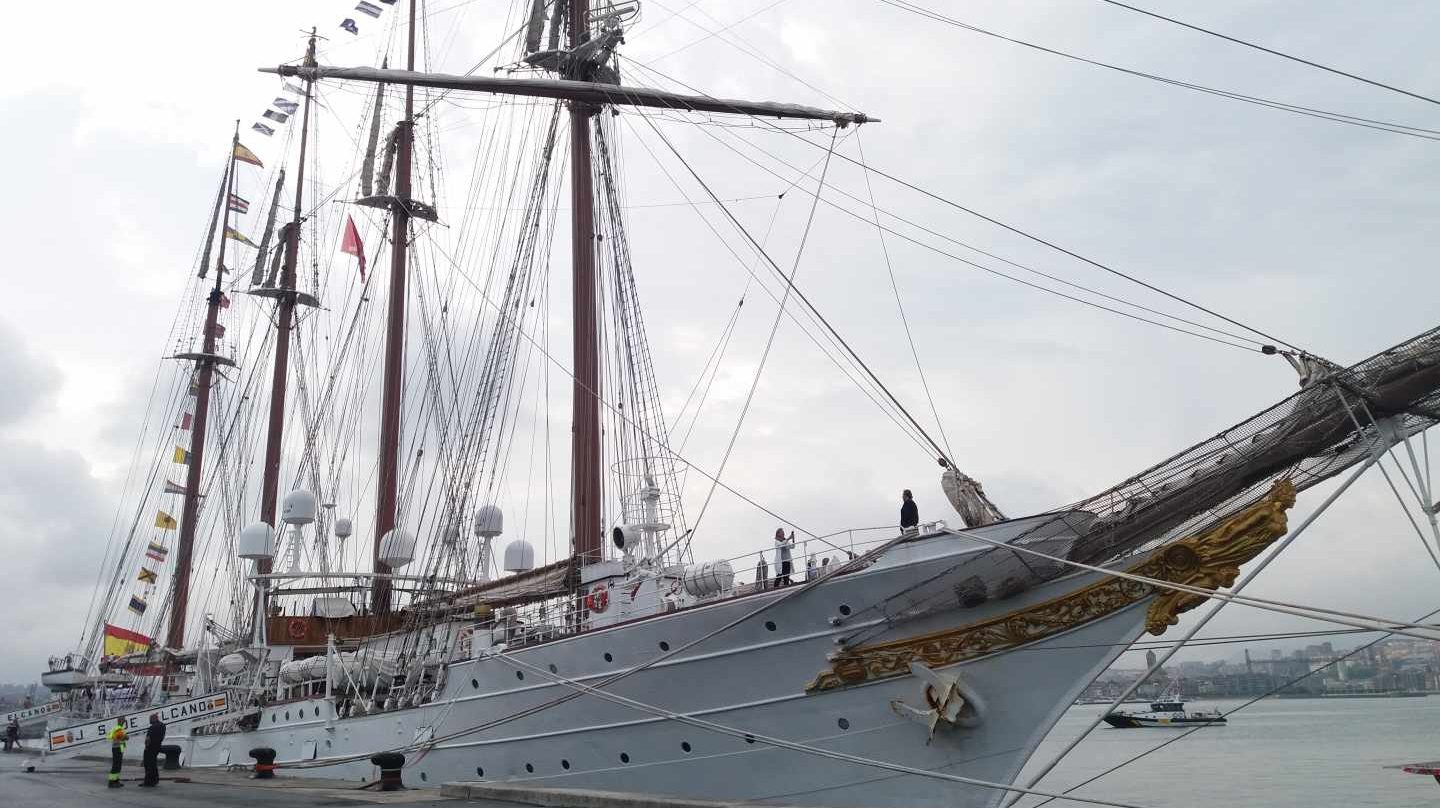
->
251, 122, 275, 137
272, 98, 299, 114
262, 109, 289, 124
355, 1, 382, 18
340, 18, 359, 34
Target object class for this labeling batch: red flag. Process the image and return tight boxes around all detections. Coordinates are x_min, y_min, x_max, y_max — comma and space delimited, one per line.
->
219, 293, 231, 309
341, 215, 367, 281
176, 412, 192, 430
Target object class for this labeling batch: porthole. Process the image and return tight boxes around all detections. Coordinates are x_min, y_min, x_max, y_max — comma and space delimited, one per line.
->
561, 759, 570, 770
548, 663, 558, 674
471, 678, 479, 689
838, 604, 851, 616
525, 763, 534, 773
620, 752, 630, 763
764, 621, 776, 632
284, 711, 290, 720
744, 734, 755, 744
837, 718, 851, 730
420, 772, 428, 782
476, 767, 484, 777
658, 641, 670, 652
604, 652, 614, 662
270, 714, 276, 723
516, 670, 525, 680
681, 741, 692, 753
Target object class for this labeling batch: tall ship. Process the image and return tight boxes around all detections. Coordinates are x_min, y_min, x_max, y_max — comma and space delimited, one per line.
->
39, 2, 1440, 807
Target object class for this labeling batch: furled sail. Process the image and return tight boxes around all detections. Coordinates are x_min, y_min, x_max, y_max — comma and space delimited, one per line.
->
197, 167, 228, 279
358, 70, 386, 197
250, 169, 286, 286
941, 468, 1006, 528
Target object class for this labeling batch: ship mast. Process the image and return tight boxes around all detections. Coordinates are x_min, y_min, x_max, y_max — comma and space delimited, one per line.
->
257, 30, 318, 571
372, 0, 418, 614
168, 124, 240, 650
568, 0, 603, 567
267, 0, 872, 605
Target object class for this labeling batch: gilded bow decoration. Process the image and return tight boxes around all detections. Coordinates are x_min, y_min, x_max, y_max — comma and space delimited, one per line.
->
807, 480, 1296, 692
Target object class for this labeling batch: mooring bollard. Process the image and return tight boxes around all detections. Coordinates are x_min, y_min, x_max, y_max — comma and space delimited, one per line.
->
370, 752, 406, 791
249, 747, 277, 779
159, 744, 183, 770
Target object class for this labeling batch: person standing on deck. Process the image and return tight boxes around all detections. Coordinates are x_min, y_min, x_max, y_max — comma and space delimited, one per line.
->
4, 718, 18, 751
900, 489, 919, 533
774, 529, 794, 587
107, 722, 128, 788
140, 713, 166, 787
755, 553, 769, 590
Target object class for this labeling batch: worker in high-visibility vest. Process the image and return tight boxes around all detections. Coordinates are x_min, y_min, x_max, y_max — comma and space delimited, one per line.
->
107, 722, 128, 788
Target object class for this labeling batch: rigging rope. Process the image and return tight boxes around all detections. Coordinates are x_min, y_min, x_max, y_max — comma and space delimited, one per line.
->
685, 127, 840, 540
634, 109, 959, 467
1031, 601, 1440, 806
856, 127, 955, 465
1097, 0, 1440, 108
878, 0, 1440, 142
624, 57, 1317, 356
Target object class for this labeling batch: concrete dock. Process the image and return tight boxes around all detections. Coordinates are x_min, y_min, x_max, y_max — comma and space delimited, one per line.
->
1, 752, 807, 808
0, 751, 521, 808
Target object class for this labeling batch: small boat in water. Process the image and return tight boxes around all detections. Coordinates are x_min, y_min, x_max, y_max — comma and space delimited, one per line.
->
1103, 700, 1226, 728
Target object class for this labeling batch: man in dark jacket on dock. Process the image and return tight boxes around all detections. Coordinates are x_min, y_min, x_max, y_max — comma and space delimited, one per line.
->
900, 489, 919, 532
140, 714, 166, 787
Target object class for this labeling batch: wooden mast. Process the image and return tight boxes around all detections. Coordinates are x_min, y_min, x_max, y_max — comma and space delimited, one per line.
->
168, 124, 239, 650
373, 0, 417, 614
568, 0, 603, 568
258, 30, 317, 568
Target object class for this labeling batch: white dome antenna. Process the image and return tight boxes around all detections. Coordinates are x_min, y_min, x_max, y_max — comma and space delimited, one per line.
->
378, 529, 415, 568
281, 490, 319, 526
474, 504, 504, 538
237, 522, 276, 561
503, 539, 535, 572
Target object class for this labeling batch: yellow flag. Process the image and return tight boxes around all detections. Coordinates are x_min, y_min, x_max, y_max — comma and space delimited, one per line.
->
233, 142, 264, 168
225, 227, 257, 248
155, 511, 177, 530
173, 446, 190, 464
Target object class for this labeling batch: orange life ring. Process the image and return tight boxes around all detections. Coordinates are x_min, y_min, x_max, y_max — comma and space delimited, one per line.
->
584, 584, 609, 614
286, 618, 307, 641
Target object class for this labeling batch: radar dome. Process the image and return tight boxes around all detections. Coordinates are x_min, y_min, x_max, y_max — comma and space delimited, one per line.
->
378, 529, 416, 569
503, 539, 535, 572
334, 517, 353, 539
281, 490, 318, 525
236, 522, 275, 561
474, 505, 504, 538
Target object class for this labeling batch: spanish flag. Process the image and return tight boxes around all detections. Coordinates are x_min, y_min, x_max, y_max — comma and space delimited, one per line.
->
173, 446, 190, 465
103, 624, 152, 657
155, 511, 177, 530
233, 142, 264, 168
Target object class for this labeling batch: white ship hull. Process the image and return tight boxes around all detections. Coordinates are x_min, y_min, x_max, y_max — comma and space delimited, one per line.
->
165, 524, 1154, 808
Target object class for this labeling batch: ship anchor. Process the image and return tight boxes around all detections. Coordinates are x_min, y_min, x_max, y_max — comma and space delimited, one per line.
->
889, 662, 985, 743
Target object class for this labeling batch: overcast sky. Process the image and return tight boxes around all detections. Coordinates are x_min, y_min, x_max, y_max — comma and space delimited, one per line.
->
2, 0, 1439, 685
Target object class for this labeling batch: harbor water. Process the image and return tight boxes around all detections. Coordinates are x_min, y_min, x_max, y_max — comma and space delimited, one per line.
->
1016, 696, 1440, 807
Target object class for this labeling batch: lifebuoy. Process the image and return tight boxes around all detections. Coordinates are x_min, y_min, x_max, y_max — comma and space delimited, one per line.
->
584, 584, 609, 613
286, 618, 307, 641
